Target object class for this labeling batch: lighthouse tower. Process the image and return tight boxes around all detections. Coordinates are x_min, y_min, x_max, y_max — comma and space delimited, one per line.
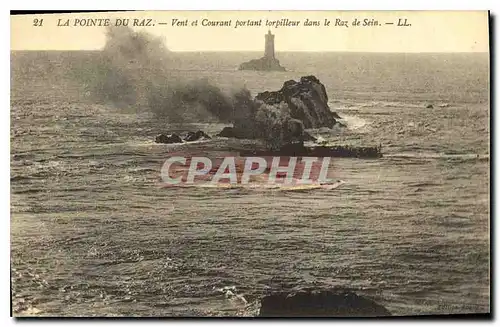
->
264, 30, 275, 59
238, 30, 285, 71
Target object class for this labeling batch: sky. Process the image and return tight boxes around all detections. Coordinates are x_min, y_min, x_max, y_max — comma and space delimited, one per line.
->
11, 11, 489, 52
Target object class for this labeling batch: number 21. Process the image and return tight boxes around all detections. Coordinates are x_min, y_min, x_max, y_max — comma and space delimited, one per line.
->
33, 19, 43, 27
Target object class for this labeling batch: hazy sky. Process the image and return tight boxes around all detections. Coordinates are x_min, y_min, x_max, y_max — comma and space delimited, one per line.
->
11, 11, 489, 52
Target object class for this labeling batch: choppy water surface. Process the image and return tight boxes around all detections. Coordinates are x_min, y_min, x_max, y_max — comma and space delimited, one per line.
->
11, 51, 489, 316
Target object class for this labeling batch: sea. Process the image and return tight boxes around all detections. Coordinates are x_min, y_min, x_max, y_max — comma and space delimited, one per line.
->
10, 51, 490, 316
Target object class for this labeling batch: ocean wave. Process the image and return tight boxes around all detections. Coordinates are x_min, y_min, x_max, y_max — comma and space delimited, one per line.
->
337, 115, 370, 132
386, 152, 489, 161
159, 180, 346, 191
330, 100, 453, 111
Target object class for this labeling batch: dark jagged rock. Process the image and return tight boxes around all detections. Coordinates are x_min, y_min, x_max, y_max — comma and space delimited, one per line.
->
426, 104, 434, 109
216, 117, 310, 145
239, 57, 286, 72
216, 75, 346, 150
302, 131, 317, 142
331, 111, 342, 119
154, 133, 183, 144
284, 118, 306, 144
254, 75, 338, 129
183, 130, 212, 142
216, 126, 238, 138
258, 290, 391, 317
216, 126, 255, 139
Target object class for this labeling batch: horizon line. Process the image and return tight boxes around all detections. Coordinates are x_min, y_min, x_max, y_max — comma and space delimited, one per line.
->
10, 49, 489, 54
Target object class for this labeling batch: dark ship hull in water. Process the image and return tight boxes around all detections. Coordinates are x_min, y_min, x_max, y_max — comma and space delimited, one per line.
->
240, 142, 383, 159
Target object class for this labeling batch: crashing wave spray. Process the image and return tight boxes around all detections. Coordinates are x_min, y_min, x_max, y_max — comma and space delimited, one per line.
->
81, 26, 238, 122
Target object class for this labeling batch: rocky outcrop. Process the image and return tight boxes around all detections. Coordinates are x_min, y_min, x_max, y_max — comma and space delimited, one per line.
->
216, 126, 238, 138
155, 133, 183, 144
258, 290, 391, 317
213, 75, 341, 150
183, 130, 211, 142
239, 57, 286, 72
254, 76, 338, 129
155, 131, 212, 144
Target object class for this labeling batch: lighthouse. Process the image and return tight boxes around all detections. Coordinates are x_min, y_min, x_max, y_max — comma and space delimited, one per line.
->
238, 30, 285, 71
264, 30, 275, 59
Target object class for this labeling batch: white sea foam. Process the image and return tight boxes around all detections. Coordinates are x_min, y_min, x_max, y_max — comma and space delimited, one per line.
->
339, 114, 370, 131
